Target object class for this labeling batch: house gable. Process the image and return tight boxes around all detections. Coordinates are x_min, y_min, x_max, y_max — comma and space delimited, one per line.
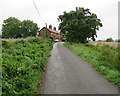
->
38, 25, 63, 40
39, 27, 51, 37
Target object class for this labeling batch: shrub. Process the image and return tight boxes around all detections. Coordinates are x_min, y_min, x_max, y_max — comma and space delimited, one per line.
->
49, 36, 53, 41
2, 37, 53, 94
61, 38, 66, 42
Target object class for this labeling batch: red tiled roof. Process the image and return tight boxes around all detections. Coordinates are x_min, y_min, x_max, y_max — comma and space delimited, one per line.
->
48, 28, 60, 34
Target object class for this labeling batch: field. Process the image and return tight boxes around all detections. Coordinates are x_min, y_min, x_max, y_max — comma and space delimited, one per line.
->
89, 41, 119, 47
2, 37, 53, 94
64, 42, 120, 87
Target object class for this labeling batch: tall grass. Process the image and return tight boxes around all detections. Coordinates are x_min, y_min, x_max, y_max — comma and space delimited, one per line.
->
2, 37, 53, 94
64, 42, 120, 87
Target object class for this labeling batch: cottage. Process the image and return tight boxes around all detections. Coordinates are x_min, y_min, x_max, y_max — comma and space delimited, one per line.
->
38, 25, 61, 40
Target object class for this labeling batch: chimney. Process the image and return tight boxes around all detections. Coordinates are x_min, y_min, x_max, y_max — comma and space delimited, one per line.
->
53, 27, 56, 31
49, 25, 52, 29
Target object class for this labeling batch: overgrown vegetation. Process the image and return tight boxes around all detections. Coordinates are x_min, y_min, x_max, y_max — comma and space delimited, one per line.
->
64, 42, 120, 87
2, 37, 53, 94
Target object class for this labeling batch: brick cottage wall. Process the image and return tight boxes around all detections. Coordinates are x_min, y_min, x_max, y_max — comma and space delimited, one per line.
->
39, 27, 51, 37
39, 26, 61, 41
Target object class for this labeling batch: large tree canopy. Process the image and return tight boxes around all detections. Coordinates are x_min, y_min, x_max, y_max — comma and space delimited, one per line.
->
20, 20, 39, 38
2, 17, 21, 38
2, 17, 39, 38
58, 7, 103, 43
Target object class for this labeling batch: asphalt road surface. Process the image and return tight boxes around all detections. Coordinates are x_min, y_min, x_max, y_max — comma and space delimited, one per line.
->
40, 42, 118, 94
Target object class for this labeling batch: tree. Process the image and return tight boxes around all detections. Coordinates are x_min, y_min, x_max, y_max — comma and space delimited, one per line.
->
2, 17, 21, 38
2, 17, 39, 38
20, 20, 39, 38
115, 39, 120, 42
58, 7, 103, 43
106, 37, 114, 42
98, 40, 103, 42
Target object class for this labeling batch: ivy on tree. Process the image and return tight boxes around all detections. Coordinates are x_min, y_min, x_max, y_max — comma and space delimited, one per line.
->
58, 7, 103, 43
2, 17, 39, 38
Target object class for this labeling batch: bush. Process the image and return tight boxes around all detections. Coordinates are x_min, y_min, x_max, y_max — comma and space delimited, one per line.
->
85, 43, 94, 48
2, 37, 53, 94
61, 38, 66, 42
49, 36, 53, 41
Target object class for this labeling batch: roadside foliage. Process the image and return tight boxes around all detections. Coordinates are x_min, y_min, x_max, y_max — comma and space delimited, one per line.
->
0, 38, 1, 95
64, 42, 120, 87
2, 37, 53, 94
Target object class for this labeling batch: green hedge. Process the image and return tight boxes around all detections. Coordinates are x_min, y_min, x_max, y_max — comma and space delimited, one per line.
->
2, 37, 53, 94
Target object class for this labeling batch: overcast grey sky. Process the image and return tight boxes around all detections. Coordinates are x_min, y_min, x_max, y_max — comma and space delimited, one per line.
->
0, 0, 119, 40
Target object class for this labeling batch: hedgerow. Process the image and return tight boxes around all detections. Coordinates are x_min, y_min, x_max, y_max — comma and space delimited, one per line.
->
2, 37, 53, 94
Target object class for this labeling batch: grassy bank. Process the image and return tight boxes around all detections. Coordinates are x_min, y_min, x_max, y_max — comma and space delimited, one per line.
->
64, 42, 120, 87
2, 37, 53, 94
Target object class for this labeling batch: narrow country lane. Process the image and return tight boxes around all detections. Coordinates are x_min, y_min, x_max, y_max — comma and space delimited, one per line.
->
40, 42, 118, 94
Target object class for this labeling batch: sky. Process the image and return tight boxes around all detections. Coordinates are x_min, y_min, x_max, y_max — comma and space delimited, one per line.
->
0, 0, 119, 40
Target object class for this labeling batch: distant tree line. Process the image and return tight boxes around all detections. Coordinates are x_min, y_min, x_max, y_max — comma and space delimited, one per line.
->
106, 37, 114, 42
97, 37, 120, 42
2, 17, 39, 38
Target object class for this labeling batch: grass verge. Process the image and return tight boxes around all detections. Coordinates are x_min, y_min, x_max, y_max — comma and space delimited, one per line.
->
64, 42, 120, 87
